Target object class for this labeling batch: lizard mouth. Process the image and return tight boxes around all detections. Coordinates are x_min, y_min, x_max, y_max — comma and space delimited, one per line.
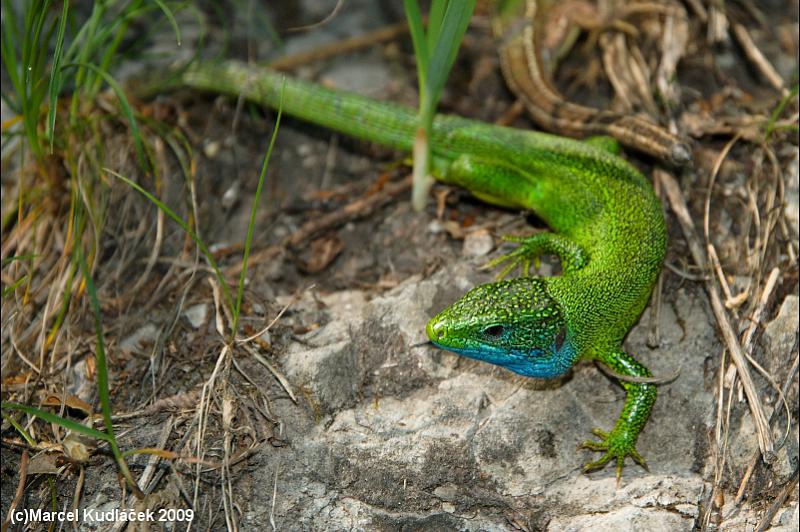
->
426, 318, 533, 362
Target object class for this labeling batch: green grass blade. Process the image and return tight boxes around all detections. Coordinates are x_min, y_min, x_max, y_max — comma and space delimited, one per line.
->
77, 249, 142, 496
62, 61, 147, 168
152, 0, 182, 46
2, 275, 28, 298
1, 402, 111, 442
92, 1, 144, 96
765, 84, 799, 140
424, 0, 474, 101
104, 168, 236, 317
234, 83, 284, 335
403, 0, 429, 88
1, 3, 23, 113
24, 2, 50, 95
66, 2, 104, 120
1, 411, 37, 446
2, 254, 39, 267
427, 0, 447, 51
75, 251, 142, 495
405, 0, 475, 211
47, 0, 70, 151
77, 251, 114, 438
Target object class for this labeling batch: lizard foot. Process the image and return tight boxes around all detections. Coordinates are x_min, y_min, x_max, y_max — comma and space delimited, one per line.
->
482, 235, 541, 279
580, 428, 648, 483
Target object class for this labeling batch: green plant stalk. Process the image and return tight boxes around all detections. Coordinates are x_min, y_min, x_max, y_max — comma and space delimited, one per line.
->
404, 0, 430, 211
78, 251, 142, 497
404, 0, 475, 211
153, 0, 182, 47
1, 411, 38, 446
233, 84, 284, 337
765, 84, 800, 139
106, 169, 236, 318
45, 260, 76, 345
1, 402, 110, 441
2, 275, 28, 298
46, 175, 87, 346
1, 1, 49, 162
46, 0, 69, 151
404, 0, 428, 78
91, 0, 144, 96
67, 1, 105, 123
62, 61, 147, 167
49, 476, 57, 514
78, 251, 115, 440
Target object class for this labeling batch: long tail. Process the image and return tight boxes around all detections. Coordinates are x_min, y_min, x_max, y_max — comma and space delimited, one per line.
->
182, 61, 418, 151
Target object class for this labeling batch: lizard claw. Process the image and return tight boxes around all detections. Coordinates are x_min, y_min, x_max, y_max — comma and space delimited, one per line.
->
580, 427, 648, 483
482, 234, 541, 279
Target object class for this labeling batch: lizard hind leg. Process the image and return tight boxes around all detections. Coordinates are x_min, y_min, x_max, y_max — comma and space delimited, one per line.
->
580, 348, 656, 482
485, 232, 589, 279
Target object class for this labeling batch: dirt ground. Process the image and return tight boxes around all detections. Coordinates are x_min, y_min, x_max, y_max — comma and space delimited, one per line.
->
2, 1, 799, 530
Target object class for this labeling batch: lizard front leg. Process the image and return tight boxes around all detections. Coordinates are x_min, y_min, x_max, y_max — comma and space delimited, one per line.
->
581, 348, 656, 481
486, 232, 589, 278
441, 154, 588, 277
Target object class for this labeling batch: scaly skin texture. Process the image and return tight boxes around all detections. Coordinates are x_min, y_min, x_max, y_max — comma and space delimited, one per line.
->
181, 61, 667, 479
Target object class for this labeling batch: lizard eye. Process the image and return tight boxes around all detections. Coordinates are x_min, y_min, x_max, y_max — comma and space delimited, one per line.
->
482, 325, 506, 339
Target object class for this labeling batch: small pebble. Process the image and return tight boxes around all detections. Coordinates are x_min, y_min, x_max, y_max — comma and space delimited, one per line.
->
203, 140, 221, 159
462, 229, 494, 258
427, 219, 445, 234
184, 304, 208, 329
222, 182, 239, 209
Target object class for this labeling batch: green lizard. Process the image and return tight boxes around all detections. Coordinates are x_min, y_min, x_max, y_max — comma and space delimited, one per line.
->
179, 60, 667, 479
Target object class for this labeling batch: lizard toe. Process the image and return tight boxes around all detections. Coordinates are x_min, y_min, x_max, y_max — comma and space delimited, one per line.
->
580, 427, 648, 479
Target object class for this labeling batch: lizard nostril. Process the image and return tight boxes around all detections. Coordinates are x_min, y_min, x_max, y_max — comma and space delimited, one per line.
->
426, 318, 447, 342
427, 319, 446, 342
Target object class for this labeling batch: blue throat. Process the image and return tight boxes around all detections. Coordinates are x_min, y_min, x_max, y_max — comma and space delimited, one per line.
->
433, 340, 578, 379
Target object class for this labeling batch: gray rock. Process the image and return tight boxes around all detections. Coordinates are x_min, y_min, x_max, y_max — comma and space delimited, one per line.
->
282, 290, 368, 412
763, 295, 799, 358
547, 504, 694, 532
119, 323, 158, 352
762, 294, 800, 483
249, 262, 715, 529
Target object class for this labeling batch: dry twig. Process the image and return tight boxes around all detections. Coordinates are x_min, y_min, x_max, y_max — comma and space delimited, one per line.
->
657, 168, 775, 459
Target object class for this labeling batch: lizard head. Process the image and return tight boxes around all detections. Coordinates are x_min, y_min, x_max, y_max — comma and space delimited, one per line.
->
426, 277, 576, 379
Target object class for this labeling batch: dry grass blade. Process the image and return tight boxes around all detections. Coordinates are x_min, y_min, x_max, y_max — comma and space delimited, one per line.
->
269, 20, 412, 71
191, 343, 230, 522
600, 32, 657, 115
243, 344, 297, 404
286, 0, 345, 33
1, 449, 29, 532
656, 7, 688, 108
657, 169, 775, 459
238, 284, 313, 343
733, 270, 797, 505
731, 23, 788, 95
755, 468, 799, 531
